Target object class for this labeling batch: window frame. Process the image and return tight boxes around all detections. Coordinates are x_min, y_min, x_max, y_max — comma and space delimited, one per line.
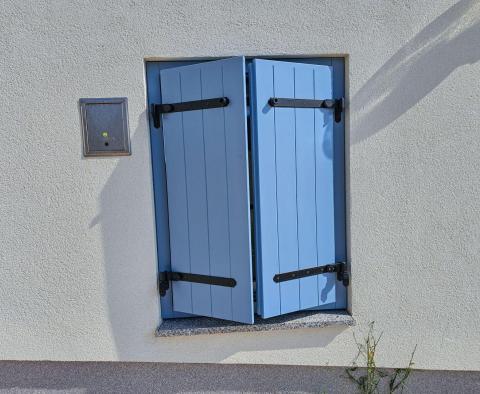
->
145, 56, 347, 321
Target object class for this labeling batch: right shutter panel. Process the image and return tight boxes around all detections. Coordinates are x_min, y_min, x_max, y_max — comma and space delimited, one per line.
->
250, 59, 346, 318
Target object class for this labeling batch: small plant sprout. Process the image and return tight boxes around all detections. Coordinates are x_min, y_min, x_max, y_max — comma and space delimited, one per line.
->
346, 322, 417, 394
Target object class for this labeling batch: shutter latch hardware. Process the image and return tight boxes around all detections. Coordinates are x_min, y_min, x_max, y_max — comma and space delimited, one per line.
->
268, 97, 345, 123
151, 97, 230, 128
273, 262, 349, 287
158, 271, 237, 297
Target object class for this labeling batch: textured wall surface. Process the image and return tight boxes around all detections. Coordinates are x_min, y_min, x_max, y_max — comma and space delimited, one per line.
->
0, 0, 479, 369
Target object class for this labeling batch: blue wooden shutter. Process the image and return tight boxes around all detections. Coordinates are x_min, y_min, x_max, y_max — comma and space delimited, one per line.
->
160, 57, 254, 324
250, 59, 346, 318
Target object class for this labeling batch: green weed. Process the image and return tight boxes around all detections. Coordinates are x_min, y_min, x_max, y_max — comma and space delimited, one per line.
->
346, 322, 417, 394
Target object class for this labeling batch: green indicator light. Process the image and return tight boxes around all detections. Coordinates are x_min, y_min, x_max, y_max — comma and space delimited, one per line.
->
101, 131, 109, 138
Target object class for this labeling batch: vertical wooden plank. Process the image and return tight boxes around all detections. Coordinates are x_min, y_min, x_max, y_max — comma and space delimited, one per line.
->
294, 65, 319, 309
160, 69, 193, 313
332, 58, 347, 309
179, 68, 212, 316
201, 62, 232, 320
314, 66, 337, 305
273, 63, 300, 314
151, 62, 192, 318
250, 59, 281, 317
223, 57, 254, 323
151, 61, 208, 319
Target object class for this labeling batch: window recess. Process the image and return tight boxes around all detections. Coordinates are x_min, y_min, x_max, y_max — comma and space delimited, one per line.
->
148, 56, 347, 325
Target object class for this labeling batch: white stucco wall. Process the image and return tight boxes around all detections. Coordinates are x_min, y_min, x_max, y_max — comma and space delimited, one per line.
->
1, 0, 479, 370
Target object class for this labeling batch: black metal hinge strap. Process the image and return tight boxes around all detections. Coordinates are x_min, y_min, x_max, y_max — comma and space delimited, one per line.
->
268, 97, 345, 123
158, 271, 237, 296
151, 97, 229, 128
273, 262, 349, 287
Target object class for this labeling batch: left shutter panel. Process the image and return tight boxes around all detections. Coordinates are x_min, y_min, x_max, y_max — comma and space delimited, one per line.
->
160, 57, 254, 324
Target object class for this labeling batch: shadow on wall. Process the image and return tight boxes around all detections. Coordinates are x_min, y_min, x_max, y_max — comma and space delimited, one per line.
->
351, 0, 480, 144
90, 111, 160, 359
92, 111, 348, 360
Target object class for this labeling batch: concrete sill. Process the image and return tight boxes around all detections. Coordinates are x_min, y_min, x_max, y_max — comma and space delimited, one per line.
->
156, 310, 354, 337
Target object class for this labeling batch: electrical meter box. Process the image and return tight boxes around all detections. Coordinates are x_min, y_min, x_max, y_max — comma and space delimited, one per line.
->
79, 97, 131, 157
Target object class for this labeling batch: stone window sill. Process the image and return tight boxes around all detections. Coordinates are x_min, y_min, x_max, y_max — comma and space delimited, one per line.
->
156, 310, 354, 337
